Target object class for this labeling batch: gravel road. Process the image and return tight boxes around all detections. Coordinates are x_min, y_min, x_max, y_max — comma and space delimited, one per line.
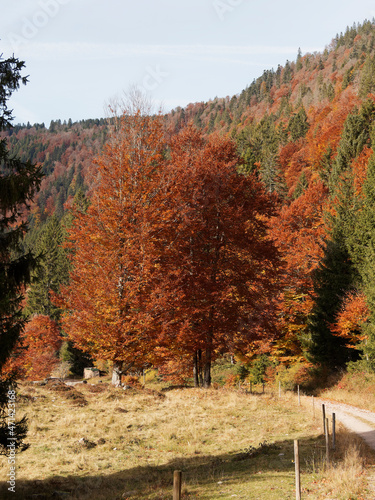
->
317, 399, 375, 449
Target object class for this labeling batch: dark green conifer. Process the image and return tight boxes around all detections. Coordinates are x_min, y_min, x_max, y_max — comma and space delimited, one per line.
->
0, 54, 42, 455
25, 215, 69, 321
287, 107, 309, 141
308, 230, 359, 368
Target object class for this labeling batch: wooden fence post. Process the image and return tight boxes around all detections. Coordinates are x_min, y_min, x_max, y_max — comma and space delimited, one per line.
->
325, 418, 330, 465
322, 404, 326, 435
173, 470, 182, 500
294, 439, 301, 500
332, 413, 336, 451
312, 396, 315, 419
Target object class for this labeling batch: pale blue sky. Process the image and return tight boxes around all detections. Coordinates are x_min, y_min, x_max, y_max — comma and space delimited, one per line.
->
1, 0, 375, 125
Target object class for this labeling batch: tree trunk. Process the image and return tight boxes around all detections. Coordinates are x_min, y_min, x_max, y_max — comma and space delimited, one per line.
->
193, 351, 199, 387
112, 361, 123, 386
203, 348, 212, 388
198, 349, 203, 387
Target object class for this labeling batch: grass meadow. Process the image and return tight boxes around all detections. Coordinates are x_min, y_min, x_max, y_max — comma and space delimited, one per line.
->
1, 374, 375, 499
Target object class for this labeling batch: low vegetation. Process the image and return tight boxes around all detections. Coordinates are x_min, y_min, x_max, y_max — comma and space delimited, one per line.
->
1, 376, 375, 499
319, 367, 375, 412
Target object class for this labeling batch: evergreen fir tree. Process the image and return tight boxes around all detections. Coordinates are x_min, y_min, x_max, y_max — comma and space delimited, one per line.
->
296, 47, 303, 71
330, 100, 375, 191
25, 215, 69, 320
309, 166, 362, 369
59, 341, 93, 377
308, 231, 359, 368
349, 152, 375, 367
0, 54, 42, 455
287, 107, 309, 141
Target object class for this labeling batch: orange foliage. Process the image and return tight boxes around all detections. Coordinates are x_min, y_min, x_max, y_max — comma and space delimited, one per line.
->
268, 181, 330, 361
59, 120, 281, 384
352, 146, 373, 195
331, 291, 370, 346
269, 180, 328, 282
151, 125, 281, 374
4, 315, 61, 380
306, 92, 359, 170
59, 111, 166, 368
157, 357, 191, 385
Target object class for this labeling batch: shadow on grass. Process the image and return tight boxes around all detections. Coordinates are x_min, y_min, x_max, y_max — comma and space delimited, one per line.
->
1, 434, 327, 500
160, 384, 193, 392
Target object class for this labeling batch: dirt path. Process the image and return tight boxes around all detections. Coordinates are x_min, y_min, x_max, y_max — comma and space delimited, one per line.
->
317, 399, 375, 449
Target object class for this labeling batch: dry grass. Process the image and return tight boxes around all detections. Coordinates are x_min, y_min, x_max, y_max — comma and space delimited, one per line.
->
302, 423, 371, 499
0, 381, 374, 499
319, 370, 375, 412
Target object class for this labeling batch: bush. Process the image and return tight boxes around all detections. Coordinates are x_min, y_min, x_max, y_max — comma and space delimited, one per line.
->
248, 355, 274, 384
276, 362, 313, 391
211, 358, 237, 386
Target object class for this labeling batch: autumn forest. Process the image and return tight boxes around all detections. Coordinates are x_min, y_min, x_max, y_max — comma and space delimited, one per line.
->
4, 19, 375, 397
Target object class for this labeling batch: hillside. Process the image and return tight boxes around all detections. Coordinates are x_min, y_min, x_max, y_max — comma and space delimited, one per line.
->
6, 18, 375, 384
2, 119, 109, 226
5, 21, 375, 218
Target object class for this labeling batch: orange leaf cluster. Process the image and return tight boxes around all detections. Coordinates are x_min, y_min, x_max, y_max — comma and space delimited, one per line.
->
4, 315, 61, 380
330, 291, 370, 346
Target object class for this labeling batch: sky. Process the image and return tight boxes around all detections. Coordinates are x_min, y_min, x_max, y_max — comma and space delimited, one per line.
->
1, 0, 375, 126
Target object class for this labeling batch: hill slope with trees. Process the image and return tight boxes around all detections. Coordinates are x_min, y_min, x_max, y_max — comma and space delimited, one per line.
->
6, 19, 375, 387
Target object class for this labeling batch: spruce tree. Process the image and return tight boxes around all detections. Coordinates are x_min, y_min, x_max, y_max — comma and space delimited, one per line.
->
330, 100, 375, 189
307, 101, 373, 369
351, 152, 375, 367
25, 215, 70, 320
0, 54, 42, 455
287, 107, 309, 141
308, 229, 359, 369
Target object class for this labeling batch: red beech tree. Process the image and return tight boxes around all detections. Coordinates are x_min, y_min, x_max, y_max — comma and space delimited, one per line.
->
58, 108, 166, 385
59, 117, 281, 388
150, 125, 281, 387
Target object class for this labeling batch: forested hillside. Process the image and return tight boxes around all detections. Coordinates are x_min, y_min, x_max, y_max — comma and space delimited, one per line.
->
6, 19, 375, 387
